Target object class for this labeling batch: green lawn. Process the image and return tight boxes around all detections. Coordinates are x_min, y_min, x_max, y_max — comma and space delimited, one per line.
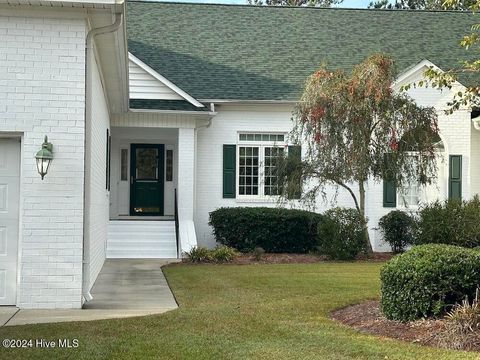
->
0, 263, 477, 359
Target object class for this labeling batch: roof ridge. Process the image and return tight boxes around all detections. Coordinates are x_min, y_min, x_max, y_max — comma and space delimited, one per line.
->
127, 0, 471, 14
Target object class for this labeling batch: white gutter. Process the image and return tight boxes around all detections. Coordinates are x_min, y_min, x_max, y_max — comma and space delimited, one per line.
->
82, 11, 123, 304
473, 115, 480, 131
198, 99, 297, 104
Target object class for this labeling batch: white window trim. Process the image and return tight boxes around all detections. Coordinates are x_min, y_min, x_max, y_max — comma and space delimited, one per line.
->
236, 132, 288, 201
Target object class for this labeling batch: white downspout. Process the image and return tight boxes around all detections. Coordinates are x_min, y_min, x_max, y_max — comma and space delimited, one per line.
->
82, 12, 123, 304
196, 103, 216, 130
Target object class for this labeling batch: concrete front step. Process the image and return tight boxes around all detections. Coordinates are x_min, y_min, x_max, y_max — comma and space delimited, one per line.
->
107, 220, 178, 259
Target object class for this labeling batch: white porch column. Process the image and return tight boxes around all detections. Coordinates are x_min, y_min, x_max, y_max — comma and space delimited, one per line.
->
177, 127, 198, 253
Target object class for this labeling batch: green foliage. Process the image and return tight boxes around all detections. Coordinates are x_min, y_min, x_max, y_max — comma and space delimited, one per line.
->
184, 246, 239, 263
380, 244, 480, 322
209, 207, 322, 253
317, 208, 368, 260
368, 0, 474, 10
414, 196, 480, 248
184, 246, 212, 263
378, 210, 415, 253
211, 246, 239, 263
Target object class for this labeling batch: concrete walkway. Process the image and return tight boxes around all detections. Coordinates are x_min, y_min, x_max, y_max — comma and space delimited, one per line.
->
2, 259, 179, 326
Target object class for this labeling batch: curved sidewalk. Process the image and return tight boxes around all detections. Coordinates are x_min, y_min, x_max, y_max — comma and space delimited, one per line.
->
2, 259, 179, 326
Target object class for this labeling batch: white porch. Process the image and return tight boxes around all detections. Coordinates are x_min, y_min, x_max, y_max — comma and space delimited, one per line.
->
106, 110, 212, 259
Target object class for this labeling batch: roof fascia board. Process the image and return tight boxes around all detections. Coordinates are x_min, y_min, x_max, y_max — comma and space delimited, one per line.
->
198, 99, 298, 104
128, 52, 204, 108
129, 109, 215, 116
393, 59, 466, 90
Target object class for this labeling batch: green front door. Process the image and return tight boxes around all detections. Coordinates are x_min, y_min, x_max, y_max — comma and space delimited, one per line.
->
130, 144, 165, 216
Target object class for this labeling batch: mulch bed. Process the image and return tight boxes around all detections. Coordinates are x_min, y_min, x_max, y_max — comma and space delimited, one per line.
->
175, 252, 394, 265
331, 300, 480, 352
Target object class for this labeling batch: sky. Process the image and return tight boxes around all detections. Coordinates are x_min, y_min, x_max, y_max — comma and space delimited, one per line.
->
159, 0, 373, 9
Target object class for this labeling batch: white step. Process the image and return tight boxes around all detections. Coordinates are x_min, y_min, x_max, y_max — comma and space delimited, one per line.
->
107, 220, 178, 259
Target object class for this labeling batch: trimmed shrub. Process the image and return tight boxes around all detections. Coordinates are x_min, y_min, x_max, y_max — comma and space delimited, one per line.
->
317, 207, 367, 260
209, 207, 323, 253
381, 244, 480, 322
183, 246, 239, 263
414, 196, 480, 248
378, 210, 414, 253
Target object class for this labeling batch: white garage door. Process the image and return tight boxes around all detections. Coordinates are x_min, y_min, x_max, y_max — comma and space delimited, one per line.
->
0, 138, 20, 305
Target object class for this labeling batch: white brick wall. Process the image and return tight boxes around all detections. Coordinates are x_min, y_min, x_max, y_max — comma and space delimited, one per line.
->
0, 15, 86, 308
471, 124, 480, 196
83, 49, 110, 293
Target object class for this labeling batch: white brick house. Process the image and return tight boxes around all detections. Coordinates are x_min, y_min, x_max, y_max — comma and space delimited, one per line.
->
0, 1, 479, 308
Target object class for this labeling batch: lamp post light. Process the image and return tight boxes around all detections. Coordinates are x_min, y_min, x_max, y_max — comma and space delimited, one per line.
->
35, 136, 53, 180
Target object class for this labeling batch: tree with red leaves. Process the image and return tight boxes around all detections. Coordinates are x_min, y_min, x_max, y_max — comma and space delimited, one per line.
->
283, 53, 440, 252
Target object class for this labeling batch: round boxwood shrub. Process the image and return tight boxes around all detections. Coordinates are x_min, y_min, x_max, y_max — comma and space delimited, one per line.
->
209, 207, 323, 253
316, 207, 367, 260
415, 197, 480, 248
378, 210, 414, 253
381, 244, 480, 322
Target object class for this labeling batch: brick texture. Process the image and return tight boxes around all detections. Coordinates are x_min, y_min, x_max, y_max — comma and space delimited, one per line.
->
0, 15, 86, 309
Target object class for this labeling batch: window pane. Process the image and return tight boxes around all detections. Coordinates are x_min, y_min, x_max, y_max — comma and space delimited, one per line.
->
400, 180, 420, 206
238, 133, 287, 143
264, 146, 284, 196
238, 146, 259, 196
120, 149, 128, 181
136, 148, 158, 179
166, 149, 173, 181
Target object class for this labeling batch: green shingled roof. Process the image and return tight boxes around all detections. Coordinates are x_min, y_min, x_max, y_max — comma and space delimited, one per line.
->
126, 1, 479, 101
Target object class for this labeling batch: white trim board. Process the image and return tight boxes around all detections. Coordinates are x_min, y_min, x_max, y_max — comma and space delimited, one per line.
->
128, 53, 204, 108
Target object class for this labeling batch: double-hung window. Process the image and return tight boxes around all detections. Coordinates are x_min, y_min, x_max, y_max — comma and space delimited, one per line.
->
237, 133, 286, 198
398, 179, 420, 207
398, 153, 420, 207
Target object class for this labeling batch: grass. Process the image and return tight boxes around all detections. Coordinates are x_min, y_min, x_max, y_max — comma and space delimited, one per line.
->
0, 262, 478, 359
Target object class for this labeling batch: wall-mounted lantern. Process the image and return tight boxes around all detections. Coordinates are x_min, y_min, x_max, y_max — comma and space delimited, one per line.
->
35, 136, 53, 180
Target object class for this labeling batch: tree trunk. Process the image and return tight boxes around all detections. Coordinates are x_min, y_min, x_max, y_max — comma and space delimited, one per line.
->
358, 180, 373, 254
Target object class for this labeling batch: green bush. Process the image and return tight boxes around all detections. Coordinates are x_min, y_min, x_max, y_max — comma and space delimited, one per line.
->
184, 246, 212, 263
380, 244, 480, 322
316, 207, 367, 260
209, 207, 323, 253
183, 246, 239, 263
211, 245, 239, 262
378, 210, 414, 253
415, 196, 480, 248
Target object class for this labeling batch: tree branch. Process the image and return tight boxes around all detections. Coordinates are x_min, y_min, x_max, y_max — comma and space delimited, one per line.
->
334, 180, 361, 213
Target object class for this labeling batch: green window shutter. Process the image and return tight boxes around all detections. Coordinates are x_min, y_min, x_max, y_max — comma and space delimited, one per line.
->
449, 155, 462, 200
383, 179, 396, 207
383, 154, 396, 207
223, 145, 236, 198
287, 145, 302, 200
